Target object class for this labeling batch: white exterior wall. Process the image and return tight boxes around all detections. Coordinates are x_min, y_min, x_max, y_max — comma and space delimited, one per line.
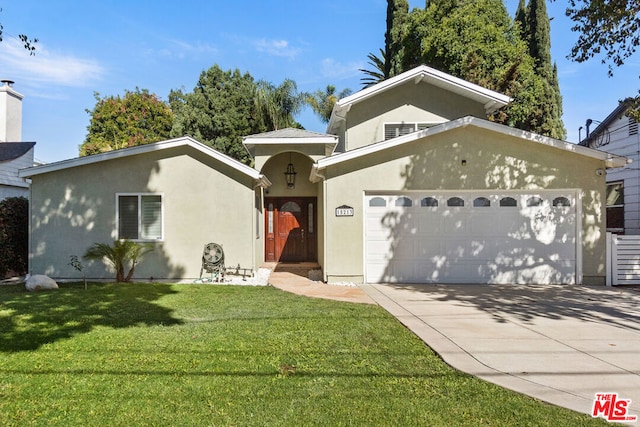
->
590, 114, 640, 234
0, 185, 28, 200
0, 148, 34, 188
0, 148, 33, 201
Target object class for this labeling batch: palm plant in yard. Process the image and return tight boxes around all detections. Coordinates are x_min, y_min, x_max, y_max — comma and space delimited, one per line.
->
83, 240, 154, 282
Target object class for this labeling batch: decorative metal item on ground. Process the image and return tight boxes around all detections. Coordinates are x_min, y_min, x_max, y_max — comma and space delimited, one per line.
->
198, 242, 225, 283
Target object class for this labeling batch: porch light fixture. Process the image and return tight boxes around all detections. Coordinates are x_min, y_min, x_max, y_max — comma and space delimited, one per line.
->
284, 153, 297, 189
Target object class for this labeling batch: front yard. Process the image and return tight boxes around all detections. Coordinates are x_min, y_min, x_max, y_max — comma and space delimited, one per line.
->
0, 283, 605, 426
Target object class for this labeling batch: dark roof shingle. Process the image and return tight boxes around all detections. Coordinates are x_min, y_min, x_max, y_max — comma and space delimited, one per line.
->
0, 142, 36, 161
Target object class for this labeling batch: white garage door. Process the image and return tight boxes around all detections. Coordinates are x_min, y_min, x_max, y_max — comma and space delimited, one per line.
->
365, 191, 577, 284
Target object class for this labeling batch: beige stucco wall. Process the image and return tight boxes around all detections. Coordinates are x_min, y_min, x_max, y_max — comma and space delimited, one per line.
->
343, 82, 486, 151
28, 146, 257, 280
253, 144, 329, 172
322, 126, 607, 285
261, 152, 318, 198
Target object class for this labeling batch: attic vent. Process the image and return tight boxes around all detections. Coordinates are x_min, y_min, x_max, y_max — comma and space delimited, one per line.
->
629, 117, 638, 136
384, 122, 435, 140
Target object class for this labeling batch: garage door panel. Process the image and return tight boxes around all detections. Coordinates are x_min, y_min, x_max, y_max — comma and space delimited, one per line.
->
470, 212, 497, 234
417, 240, 445, 257
365, 192, 577, 285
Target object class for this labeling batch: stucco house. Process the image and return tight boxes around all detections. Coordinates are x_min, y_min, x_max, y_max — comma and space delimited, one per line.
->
579, 100, 638, 235
20, 66, 627, 285
0, 80, 35, 201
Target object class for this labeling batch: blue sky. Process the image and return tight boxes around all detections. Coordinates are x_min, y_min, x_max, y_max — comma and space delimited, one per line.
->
1, 0, 638, 163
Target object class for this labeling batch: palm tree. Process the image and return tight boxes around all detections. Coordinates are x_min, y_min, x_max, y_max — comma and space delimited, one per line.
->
83, 240, 154, 282
254, 79, 306, 130
359, 49, 387, 88
306, 85, 353, 124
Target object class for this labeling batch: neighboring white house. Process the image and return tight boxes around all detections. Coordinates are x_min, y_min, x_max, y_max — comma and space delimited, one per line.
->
580, 100, 638, 234
0, 80, 35, 200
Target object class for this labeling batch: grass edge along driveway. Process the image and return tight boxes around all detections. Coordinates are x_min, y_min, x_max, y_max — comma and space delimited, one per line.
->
0, 283, 607, 426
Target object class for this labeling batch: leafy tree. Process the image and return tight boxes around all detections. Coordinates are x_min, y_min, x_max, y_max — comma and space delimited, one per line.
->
306, 85, 353, 124
399, 0, 565, 139
254, 78, 305, 130
0, 197, 28, 278
558, 0, 640, 120
80, 89, 174, 156
562, 0, 640, 76
169, 65, 263, 165
83, 240, 154, 283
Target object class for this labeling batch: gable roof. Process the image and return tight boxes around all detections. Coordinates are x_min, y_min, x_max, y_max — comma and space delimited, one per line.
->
327, 65, 512, 133
312, 116, 628, 181
242, 127, 338, 157
0, 141, 35, 161
19, 136, 271, 187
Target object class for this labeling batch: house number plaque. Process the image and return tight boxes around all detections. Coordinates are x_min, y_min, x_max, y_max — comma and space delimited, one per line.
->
335, 205, 354, 217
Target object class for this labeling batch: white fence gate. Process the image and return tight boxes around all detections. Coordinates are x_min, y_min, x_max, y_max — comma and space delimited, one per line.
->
606, 232, 640, 286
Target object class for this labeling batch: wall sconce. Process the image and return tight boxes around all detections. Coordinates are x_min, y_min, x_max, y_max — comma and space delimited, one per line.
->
461, 159, 467, 166
284, 153, 297, 189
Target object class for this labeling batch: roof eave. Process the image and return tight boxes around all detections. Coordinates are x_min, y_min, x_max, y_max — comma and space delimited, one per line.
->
19, 137, 262, 180
317, 116, 630, 172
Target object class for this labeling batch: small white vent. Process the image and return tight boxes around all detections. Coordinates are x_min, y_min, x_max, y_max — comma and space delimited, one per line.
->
629, 117, 638, 136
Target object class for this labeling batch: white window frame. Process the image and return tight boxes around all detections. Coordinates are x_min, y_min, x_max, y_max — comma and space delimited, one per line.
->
116, 193, 164, 241
606, 181, 624, 233
383, 122, 438, 140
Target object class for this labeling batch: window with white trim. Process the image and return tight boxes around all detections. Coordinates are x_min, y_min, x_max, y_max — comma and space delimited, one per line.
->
117, 194, 163, 240
606, 182, 624, 232
384, 122, 435, 140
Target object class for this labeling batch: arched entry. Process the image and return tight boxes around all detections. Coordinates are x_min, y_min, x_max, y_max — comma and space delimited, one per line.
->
265, 198, 317, 262
243, 129, 336, 263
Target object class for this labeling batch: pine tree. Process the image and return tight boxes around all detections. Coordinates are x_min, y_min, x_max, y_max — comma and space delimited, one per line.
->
385, 0, 409, 78
523, 0, 566, 139
514, 0, 527, 38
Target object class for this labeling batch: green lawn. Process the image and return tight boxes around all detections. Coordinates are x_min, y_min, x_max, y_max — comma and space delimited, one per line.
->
0, 283, 606, 426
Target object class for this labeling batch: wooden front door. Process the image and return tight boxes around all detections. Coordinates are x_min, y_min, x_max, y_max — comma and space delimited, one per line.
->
265, 197, 317, 262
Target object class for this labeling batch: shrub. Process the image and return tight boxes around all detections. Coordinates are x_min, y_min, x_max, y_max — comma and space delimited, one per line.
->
0, 197, 28, 278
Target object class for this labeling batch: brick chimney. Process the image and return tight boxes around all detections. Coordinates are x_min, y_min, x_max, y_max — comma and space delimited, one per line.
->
0, 80, 23, 142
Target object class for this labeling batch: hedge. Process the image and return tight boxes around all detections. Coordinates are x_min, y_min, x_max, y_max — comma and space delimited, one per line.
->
0, 196, 28, 278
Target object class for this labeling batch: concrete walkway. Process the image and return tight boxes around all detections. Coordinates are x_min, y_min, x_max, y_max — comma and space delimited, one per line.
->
268, 270, 375, 304
360, 283, 640, 419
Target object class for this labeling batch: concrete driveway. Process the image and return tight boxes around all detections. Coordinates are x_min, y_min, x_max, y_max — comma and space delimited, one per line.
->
360, 283, 640, 420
